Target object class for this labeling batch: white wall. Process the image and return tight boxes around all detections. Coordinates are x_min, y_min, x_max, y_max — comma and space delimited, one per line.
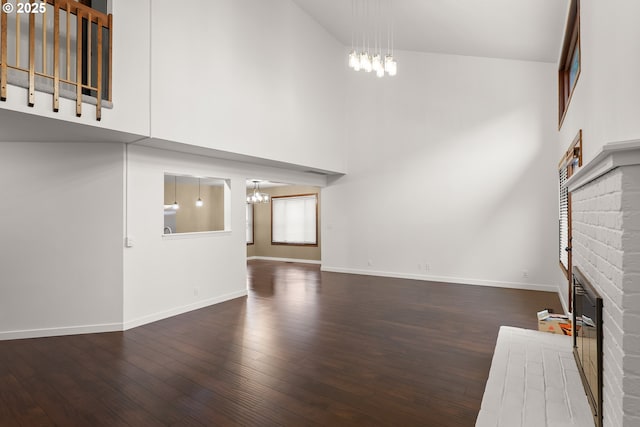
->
149, 0, 347, 174
123, 144, 326, 328
558, 0, 640, 163
322, 51, 559, 291
124, 145, 246, 328
555, 0, 640, 311
0, 142, 124, 339
0, 0, 344, 336
0, 140, 328, 339
0, 0, 151, 137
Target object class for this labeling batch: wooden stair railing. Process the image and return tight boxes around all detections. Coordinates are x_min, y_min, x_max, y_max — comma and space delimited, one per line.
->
0, 0, 112, 120
0, 1, 7, 102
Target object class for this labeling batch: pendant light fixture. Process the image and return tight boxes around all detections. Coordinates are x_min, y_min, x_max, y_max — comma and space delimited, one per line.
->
348, 0, 397, 78
172, 176, 180, 210
247, 180, 270, 204
196, 178, 204, 207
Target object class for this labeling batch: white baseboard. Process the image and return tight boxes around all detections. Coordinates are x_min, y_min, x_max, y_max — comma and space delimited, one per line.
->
320, 266, 558, 293
0, 322, 122, 341
0, 290, 249, 341
123, 289, 247, 331
247, 256, 322, 265
558, 287, 571, 315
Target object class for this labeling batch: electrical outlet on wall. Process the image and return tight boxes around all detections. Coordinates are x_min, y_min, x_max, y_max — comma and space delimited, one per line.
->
425, 263, 431, 272
367, 259, 373, 267
194, 287, 200, 297
522, 270, 529, 279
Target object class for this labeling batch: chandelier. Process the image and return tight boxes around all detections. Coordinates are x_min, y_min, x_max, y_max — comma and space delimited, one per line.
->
348, 0, 397, 77
247, 180, 270, 204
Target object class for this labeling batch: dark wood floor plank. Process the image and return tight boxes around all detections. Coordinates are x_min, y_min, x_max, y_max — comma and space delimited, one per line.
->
56, 334, 191, 427
0, 372, 53, 427
115, 328, 324, 426
0, 344, 94, 427
10, 334, 167, 427
0, 260, 563, 426
127, 307, 439, 425
131, 324, 388, 426
124, 327, 381, 426
78, 333, 240, 426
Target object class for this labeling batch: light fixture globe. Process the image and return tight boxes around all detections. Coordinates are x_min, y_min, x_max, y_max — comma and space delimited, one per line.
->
348, 50, 360, 69
384, 54, 394, 72
387, 59, 397, 76
195, 178, 204, 207
372, 54, 383, 72
359, 52, 370, 71
172, 176, 180, 210
362, 53, 373, 73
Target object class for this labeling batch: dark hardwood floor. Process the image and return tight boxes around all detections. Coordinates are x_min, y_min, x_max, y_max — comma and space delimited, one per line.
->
0, 260, 563, 426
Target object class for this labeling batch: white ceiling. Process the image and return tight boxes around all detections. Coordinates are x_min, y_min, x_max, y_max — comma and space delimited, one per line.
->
291, 0, 569, 63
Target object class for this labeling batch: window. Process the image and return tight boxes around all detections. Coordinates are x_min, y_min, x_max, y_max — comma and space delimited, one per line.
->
163, 174, 230, 234
558, 130, 582, 306
246, 203, 254, 245
558, 0, 580, 127
559, 167, 570, 273
271, 194, 318, 246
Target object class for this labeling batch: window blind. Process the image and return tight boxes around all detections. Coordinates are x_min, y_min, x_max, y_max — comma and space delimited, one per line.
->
559, 168, 569, 271
272, 195, 317, 245
246, 204, 254, 244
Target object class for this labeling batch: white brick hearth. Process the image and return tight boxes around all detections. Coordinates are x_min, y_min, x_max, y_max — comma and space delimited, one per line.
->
567, 140, 640, 427
476, 327, 593, 427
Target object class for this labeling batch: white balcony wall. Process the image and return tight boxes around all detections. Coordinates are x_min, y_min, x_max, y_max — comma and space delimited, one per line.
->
1, 0, 346, 172
0, 0, 150, 138
149, 0, 347, 174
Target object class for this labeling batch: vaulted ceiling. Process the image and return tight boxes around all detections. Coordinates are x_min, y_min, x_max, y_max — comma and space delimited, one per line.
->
291, 0, 569, 63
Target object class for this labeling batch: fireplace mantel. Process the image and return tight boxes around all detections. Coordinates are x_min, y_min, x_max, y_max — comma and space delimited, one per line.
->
567, 139, 640, 192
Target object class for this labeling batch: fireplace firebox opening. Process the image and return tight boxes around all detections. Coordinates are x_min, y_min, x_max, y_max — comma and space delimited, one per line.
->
573, 267, 603, 427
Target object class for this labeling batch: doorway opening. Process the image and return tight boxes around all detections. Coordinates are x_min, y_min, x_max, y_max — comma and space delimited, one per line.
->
246, 180, 321, 265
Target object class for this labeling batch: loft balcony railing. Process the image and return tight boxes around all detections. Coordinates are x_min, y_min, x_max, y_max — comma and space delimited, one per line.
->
0, 0, 112, 120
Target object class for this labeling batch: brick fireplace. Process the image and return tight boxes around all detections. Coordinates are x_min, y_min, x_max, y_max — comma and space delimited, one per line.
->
567, 140, 640, 427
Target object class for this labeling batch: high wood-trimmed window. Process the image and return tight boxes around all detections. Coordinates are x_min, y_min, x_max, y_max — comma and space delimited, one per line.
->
559, 130, 582, 306
246, 203, 254, 245
558, 0, 581, 127
271, 194, 318, 246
